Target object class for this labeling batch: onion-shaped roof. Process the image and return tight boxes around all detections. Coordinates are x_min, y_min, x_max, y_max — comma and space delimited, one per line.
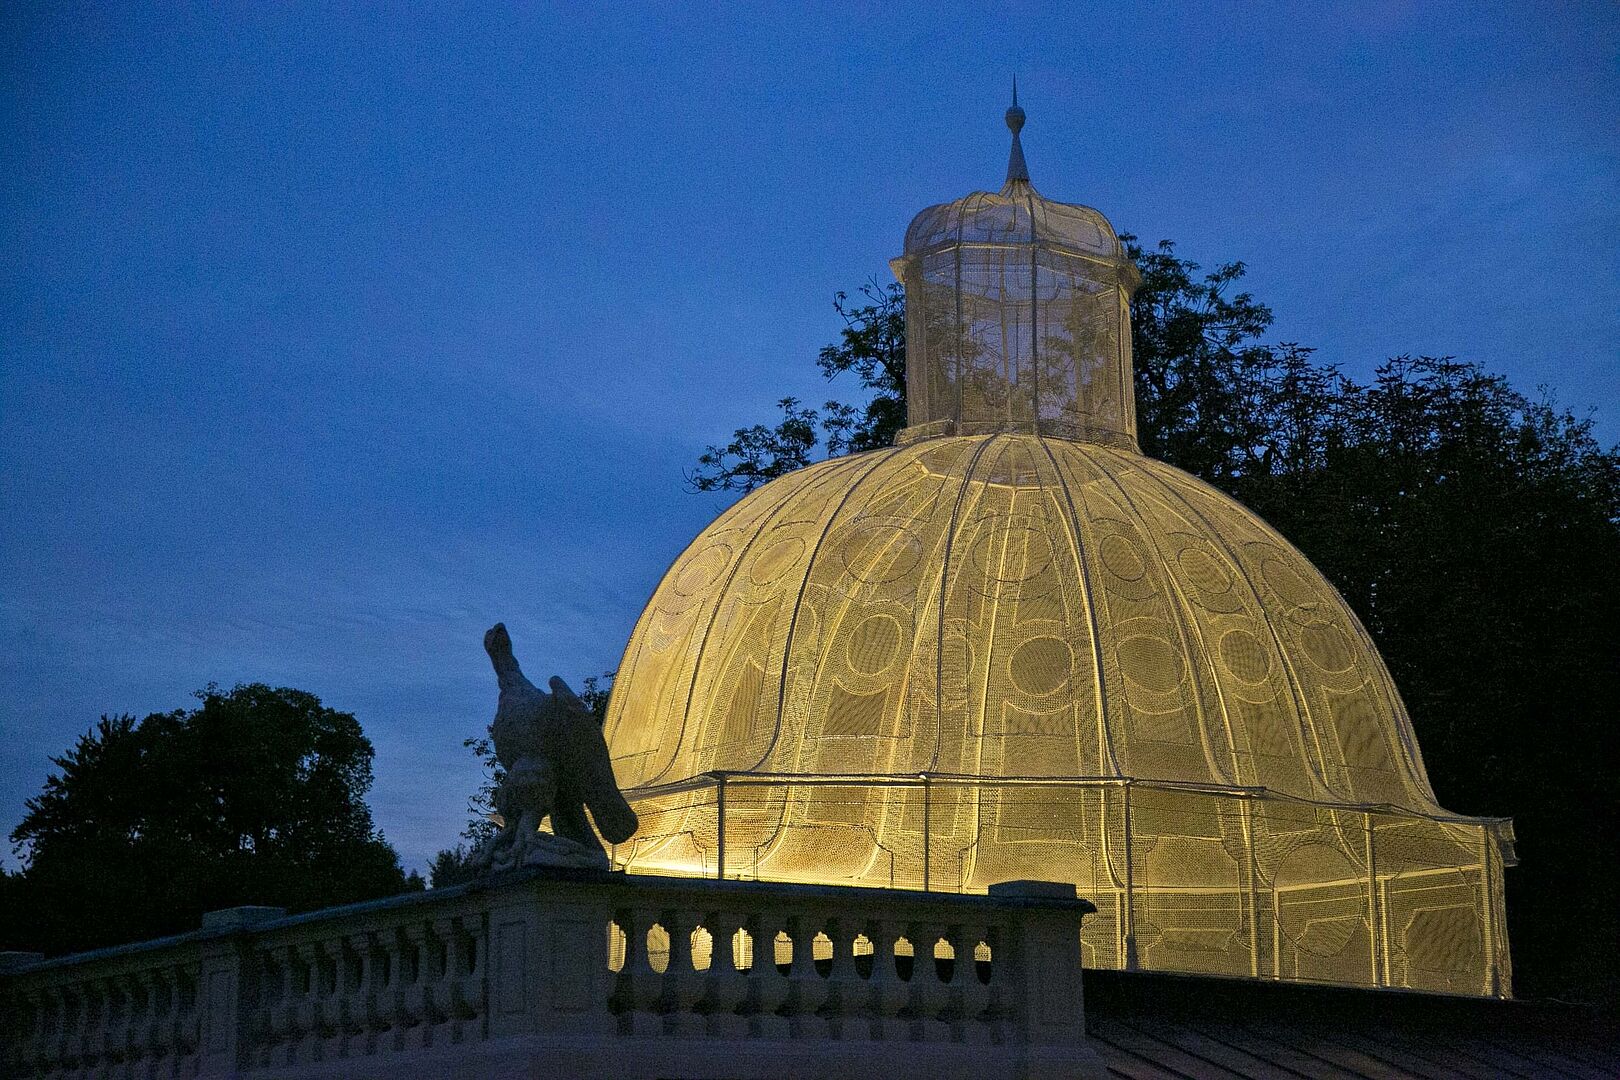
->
902, 185, 1125, 262
605, 434, 1442, 816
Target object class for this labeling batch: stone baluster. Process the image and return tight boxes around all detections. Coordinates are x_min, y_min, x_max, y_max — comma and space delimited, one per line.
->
266, 947, 291, 1064
434, 916, 474, 1041
436, 919, 463, 1038
462, 916, 488, 1030
64, 982, 85, 1072
68, 984, 92, 1068
868, 919, 908, 1041
134, 970, 160, 1067
134, 970, 159, 1067
814, 916, 859, 1041
908, 920, 951, 1042
745, 911, 791, 1040
732, 913, 763, 1036
86, 979, 103, 1068
624, 909, 664, 1038
111, 973, 135, 1069
141, 969, 165, 1068
45, 986, 65, 1073
251, 951, 281, 1067
13, 987, 44, 1076
292, 941, 323, 1062
32, 987, 52, 1074
53, 986, 70, 1071
239, 956, 265, 1066
791, 919, 828, 1034
278, 944, 307, 1065
5, 988, 28, 1075
351, 932, 387, 1055
372, 930, 398, 1048
603, 909, 632, 1033
50, 985, 71, 1072
45, 986, 66, 1073
401, 922, 437, 1049
699, 910, 748, 1038
377, 930, 404, 1044
110, 974, 131, 1065
31, 986, 57, 1074
336, 933, 370, 1058
294, 941, 323, 1061
424, 920, 450, 1046
957, 923, 996, 1045
110, 972, 136, 1068
321, 937, 351, 1059
85, 980, 108, 1071
176, 962, 202, 1064
934, 923, 969, 1043
151, 968, 174, 1068
428, 922, 453, 1041
143, 971, 167, 1070
384, 925, 415, 1052
408, 926, 447, 1049
116, 971, 140, 1062
141, 970, 167, 1067
71, 981, 93, 1071
847, 920, 883, 1044
662, 908, 707, 1035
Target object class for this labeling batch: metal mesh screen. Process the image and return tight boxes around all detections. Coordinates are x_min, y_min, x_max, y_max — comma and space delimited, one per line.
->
603, 434, 1514, 997
602, 104, 1512, 998
608, 776, 1510, 998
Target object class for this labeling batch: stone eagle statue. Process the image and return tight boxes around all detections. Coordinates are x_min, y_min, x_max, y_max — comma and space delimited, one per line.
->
476, 623, 638, 871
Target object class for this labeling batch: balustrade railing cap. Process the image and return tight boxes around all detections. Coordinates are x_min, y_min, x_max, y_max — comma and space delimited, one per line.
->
0, 951, 45, 973
201, 905, 288, 931
987, 880, 1096, 911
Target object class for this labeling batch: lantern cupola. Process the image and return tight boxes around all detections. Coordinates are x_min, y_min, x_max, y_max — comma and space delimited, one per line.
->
890, 87, 1142, 450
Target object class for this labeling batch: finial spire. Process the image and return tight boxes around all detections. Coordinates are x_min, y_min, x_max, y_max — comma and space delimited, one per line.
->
1005, 77, 1029, 184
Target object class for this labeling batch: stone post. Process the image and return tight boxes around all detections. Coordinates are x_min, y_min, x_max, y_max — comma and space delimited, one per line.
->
987, 881, 1107, 1080
196, 906, 285, 1079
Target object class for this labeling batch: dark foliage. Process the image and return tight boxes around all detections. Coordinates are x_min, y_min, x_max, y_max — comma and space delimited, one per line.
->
1218, 355, 1620, 1007
687, 242, 1620, 1005
2, 684, 420, 956
686, 281, 904, 492
427, 843, 480, 889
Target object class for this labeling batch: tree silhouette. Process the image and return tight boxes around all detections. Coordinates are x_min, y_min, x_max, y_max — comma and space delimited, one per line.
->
3, 683, 418, 955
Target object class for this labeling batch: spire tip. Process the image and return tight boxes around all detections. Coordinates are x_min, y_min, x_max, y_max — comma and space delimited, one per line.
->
1004, 78, 1029, 184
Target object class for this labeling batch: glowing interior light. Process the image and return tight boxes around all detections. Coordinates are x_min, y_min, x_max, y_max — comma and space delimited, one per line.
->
603, 99, 1513, 998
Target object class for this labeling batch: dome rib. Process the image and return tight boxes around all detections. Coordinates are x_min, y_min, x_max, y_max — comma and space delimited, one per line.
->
1130, 455, 1344, 802
926, 434, 1005, 771
608, 477, 782, 789
1094, 455, 1244, 787
1228, 480, 1443, 808
757, 446, 906, 775
1033, 434, 1122, 776
661, 458, 856, 788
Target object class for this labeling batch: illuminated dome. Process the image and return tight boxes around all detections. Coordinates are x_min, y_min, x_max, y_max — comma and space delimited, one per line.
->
609, 435, 1440, 810
604, 94, 1513, 998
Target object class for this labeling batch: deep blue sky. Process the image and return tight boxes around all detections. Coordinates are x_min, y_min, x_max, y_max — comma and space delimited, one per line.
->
4, 3, 1616, 874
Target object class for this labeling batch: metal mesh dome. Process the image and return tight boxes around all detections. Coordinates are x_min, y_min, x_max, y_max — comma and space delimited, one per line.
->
901, 187, 1125, 261
601, 96, 1512, 998
609, 436, 1440, 808
604, 435, 1512, 996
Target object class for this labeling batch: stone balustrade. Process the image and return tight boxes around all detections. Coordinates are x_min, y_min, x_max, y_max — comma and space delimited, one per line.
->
0, 868, 1104, 1079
